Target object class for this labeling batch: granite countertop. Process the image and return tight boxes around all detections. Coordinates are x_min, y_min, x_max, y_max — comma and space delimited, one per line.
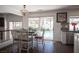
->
62, 30, 79, 33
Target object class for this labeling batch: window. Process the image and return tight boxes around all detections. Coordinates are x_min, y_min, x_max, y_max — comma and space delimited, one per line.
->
69, 16, 79, 31
40, 17, 53, 30
14, 22, 22, 29
9, 22, 22, 30
28, 18, 39, 29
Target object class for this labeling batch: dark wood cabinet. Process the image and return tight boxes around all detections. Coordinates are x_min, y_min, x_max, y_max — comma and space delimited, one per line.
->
66, 32, 74, 45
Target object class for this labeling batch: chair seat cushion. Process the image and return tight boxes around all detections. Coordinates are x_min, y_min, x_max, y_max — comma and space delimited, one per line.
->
35, 36, 43, 39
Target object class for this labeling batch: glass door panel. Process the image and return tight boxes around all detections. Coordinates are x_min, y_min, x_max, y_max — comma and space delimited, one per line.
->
28, 17, 53, 40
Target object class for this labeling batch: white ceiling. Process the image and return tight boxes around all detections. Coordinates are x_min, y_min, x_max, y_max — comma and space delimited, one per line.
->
23, 5, 69, 12
0, 5, 72, 12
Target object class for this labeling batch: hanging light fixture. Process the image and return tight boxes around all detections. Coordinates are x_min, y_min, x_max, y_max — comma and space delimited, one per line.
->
21, 5, 29, 16
20, 5, 29, 29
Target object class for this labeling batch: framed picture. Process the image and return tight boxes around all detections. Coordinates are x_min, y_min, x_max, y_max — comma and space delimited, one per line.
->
57, 12, 67, 23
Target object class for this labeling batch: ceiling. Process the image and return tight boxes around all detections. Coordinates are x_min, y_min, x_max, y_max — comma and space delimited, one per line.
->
21, 5, 69, 12
0, 5, 75, 12
7, 5, 79, 12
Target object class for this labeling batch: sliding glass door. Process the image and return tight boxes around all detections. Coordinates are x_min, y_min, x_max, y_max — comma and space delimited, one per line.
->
28, 17, 53, 40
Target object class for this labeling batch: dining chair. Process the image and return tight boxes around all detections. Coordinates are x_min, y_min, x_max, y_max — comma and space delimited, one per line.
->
34, 30, 45, 50
11, 30, 20, 52
12, 30, 33, 53
17, 30, 33, 53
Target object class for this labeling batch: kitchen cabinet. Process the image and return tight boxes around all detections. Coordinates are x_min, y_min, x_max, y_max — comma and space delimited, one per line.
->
74, 33, 79, 53
66, 32, 74, 45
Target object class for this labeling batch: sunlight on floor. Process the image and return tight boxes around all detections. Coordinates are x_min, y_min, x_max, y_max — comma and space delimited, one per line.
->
44, 31, 53, 40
